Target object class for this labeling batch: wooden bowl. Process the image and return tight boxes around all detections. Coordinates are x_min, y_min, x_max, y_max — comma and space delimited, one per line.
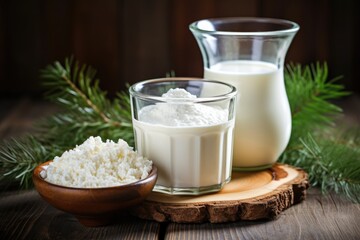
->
33, 161, 157, 227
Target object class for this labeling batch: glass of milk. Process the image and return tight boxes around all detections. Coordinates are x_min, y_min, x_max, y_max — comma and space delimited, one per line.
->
190, 18, 299, 171
129, 78, 237, 195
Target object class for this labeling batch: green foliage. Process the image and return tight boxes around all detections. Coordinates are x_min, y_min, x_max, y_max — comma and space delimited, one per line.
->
0, 58, 359, 203
0, 57, 133, 188
285, 62, 349, 146
281, 131, 360, 203
0, 136, 50, 188
280, 62, 359, 202
37, 57, 134, 152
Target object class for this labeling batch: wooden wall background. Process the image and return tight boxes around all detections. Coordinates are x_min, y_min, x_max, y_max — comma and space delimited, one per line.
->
0, 0, 359, 97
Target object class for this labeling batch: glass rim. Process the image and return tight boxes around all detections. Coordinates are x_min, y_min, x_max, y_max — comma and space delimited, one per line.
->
129, 77, 237, 103
189, 17, 299, 36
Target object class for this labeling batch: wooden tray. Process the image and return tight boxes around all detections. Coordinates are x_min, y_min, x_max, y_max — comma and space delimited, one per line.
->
132, 164, 309, 223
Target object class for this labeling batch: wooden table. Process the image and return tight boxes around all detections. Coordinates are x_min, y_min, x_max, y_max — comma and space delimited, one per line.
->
1, 98, 360, 240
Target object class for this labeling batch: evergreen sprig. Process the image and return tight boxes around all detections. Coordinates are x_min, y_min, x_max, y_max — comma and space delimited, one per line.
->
0, 58, 359, 203
279, 62, 359, 202
0, 136, 50, 188
281, 132, 360, 202
37, 57, 134, 151
0, 57, 134, 188
285, 62, 349, 145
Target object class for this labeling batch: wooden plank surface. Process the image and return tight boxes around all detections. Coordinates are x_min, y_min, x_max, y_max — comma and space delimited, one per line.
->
0, 98, 359, 240
165, 188, 360, 240
134, 165, 309, 223
0, 98, 162, 239
1, 188, 359, 240
0, 190, 161, 240
0, 98, 59, 139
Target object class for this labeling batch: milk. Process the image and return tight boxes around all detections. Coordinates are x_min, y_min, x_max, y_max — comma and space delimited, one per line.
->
132, 88, 235, 194
132, 120, 234, 192
204, 60, 291, 169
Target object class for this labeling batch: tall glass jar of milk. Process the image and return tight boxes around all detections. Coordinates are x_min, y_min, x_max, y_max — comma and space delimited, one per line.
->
190, 18, 299, 171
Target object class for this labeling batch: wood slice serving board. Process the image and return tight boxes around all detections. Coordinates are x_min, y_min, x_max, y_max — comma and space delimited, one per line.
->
132, 164, 309, 223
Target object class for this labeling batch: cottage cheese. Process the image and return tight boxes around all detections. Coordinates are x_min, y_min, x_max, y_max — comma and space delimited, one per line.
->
42, 136, 153, 188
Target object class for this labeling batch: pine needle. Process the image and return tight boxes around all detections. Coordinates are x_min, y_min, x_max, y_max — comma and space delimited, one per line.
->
0, 57, 134, 189
0, 58, 359, 203
285, 62, 350, 146
0, 136, 50, 188
280, 62, 359, 202
37, 57, 134, 151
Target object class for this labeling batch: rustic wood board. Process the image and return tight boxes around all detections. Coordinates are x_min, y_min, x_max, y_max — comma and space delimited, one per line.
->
132, 164, 309, 223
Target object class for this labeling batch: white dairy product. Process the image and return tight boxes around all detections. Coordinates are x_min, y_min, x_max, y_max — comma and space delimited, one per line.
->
139, 89, 227, 127
133, 88, 234, 193
162, 88, 197, 99
204, 60, 291, 168
43, 136, 153, 188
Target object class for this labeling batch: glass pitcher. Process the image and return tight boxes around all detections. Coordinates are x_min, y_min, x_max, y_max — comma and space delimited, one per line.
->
190, 17, 299, 171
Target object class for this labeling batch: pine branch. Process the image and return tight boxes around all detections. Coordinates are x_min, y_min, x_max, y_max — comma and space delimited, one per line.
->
280, 62, 359, 202
0, 136, 50, 188
38, 57, 134, 149
0, 58, 134, 188
0, 58, 359, 203
281, 132, 360, 202
285, 62, 350, 146
41, 57, 127, 127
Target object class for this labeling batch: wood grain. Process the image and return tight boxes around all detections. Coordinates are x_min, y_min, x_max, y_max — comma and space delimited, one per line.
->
164, 188, 360, 240
0, 99, 59, 139
1, 99, 360, 239
0, 190, 161, 240
1, 0, 359, 97
133, 164, 309, 223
